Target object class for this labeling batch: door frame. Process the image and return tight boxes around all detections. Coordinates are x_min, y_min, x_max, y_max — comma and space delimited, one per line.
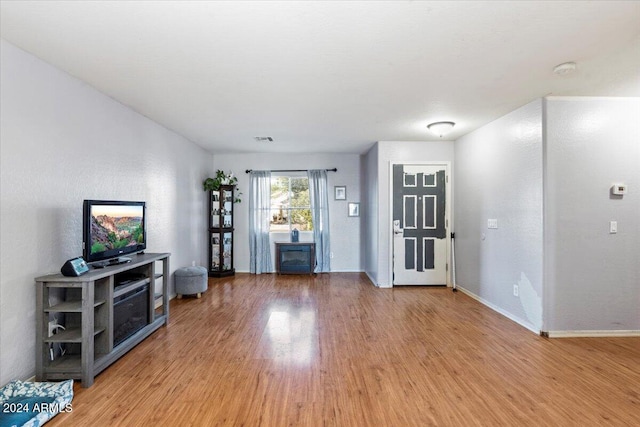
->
388, 161, 452, 287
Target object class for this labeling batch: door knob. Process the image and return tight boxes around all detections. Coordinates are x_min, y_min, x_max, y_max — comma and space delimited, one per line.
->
393, 220, 402, 235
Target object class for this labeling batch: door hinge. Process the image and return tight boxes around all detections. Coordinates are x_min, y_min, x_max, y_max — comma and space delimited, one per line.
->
446, 175, 449, 183
446, 263, 449, 271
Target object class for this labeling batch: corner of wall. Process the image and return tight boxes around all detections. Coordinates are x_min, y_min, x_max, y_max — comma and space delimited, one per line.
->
543, 96, 640, 332
453, 99, 544, 331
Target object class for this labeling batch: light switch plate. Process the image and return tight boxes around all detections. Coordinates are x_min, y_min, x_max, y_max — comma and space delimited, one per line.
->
609, 221, 617, 234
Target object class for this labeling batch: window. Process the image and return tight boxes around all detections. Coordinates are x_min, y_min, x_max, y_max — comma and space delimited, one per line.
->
270, 175, 313, 232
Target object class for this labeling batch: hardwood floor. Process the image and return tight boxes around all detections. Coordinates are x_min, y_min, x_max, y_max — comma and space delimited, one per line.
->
49, 273, 639, 426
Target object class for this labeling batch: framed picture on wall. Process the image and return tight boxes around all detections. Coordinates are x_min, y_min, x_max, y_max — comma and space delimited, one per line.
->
335, 186, 346, 200
348, 202, 360, 217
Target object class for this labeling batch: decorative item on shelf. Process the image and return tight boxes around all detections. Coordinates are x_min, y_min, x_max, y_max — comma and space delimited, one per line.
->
203, 170, 242, 202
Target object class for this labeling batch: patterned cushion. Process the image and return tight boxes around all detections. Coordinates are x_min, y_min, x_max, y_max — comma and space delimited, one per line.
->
0, 380, 73, 427
0, 395, 56, 427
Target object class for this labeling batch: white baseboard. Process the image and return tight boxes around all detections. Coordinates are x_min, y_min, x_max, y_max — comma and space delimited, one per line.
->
234, 270, 279, 274
235, 269, 366, 274
364, 271, 378, 287
362, 271, 391, 288
547, 330, 640, 338
456, 285, 539, 334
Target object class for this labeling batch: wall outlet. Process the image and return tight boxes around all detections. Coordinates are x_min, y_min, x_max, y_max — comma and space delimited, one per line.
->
191, 260, 196, 266
488, 219, 498, 229
513, 284, 519, 297
330, 252, 334, 259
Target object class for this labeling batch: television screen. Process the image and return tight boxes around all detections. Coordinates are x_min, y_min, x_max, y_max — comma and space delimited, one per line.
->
83, 200, 146, 264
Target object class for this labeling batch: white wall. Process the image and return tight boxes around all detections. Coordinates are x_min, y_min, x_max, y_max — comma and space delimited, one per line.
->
544, 97, 640, 334
454, 100, 543, 332
212, 153, 362, 272
375, 141, 455, 288
0, 40, 212, 384
362, 144, 379, 284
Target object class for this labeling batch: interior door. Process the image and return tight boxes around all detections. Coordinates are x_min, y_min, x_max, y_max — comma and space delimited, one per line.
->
392, 164, 448, 285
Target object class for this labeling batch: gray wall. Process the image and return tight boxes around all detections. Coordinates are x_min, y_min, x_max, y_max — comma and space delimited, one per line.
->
362, 144, 379, 284
0, 40, 212, 384
212, 153, 363, 272
544, 97, 640, 333
454, 100, 543, 332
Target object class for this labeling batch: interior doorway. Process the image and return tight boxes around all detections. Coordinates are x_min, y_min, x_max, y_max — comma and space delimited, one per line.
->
392, 163, 450, 285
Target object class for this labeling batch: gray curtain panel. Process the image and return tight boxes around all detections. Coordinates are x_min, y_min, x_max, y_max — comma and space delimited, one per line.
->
308, 169, 331, 272
249, 171, 272, 274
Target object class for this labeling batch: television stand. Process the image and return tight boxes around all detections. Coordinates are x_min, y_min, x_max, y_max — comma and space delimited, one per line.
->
91, 256, 132, 269
35, 252, 170, 387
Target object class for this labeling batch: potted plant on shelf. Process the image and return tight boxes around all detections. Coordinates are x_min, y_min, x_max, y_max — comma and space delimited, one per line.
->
203, 170, 242, 203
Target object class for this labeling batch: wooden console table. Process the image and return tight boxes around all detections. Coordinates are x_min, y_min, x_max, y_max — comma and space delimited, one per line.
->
35, 252, 170, 387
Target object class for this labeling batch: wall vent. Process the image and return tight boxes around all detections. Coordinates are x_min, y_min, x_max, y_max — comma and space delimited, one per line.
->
254, 136, 274, 142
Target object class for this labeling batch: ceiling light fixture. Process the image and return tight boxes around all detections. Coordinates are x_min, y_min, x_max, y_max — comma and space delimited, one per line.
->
427, 121, 455, 137
553, 61, 577, 75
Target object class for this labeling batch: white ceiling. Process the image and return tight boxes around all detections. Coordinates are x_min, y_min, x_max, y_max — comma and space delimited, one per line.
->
1, 1, 639, 155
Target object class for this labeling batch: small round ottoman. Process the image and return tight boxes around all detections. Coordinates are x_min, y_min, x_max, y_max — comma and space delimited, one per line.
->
175, 266, 208, 299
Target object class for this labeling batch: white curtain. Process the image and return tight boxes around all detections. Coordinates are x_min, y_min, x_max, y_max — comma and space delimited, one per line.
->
249, 171, 272, 274
308, 170, 331, 272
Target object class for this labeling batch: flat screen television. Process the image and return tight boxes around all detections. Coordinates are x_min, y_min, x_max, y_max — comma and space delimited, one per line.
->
83, 200, 146, 266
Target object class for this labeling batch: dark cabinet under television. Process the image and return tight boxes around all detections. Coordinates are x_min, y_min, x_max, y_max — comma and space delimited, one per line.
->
275, 242, 316, 275
208, 185, 235, 277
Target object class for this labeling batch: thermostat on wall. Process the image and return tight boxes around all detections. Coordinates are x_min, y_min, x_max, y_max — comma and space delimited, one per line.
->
611, 183, 627, 195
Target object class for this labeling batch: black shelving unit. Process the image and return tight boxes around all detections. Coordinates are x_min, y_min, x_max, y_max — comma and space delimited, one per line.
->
208, 185, 235, 277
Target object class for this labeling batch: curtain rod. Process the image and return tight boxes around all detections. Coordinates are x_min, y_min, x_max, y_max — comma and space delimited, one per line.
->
245, 168, 337, 173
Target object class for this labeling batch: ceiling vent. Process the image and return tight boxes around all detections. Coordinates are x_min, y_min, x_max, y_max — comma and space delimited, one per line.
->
254, 136, 274, 142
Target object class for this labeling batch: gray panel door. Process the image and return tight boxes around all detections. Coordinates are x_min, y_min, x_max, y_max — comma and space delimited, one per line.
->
392, 164, 448, 285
